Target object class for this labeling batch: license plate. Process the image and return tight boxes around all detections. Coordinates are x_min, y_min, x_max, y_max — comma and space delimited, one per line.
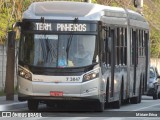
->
50, 91, 63, 96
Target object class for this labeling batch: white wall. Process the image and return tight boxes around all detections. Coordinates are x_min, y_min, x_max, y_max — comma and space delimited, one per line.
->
150, 58, 160, 74
0, 45, 18, 91
0, 45, 7, 90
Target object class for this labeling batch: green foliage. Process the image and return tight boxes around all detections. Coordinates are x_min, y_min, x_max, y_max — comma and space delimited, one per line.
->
92, 0, 97, 3
0, 0, 160, 57
96, 0, 160, 58
0, 86, 17, 96
110, 2, 119, 7
143, 0, 160, 58
22, 0, 32, 12
0, 2, 15, 45
150, 27, 160, 57
0, 90, 5, 96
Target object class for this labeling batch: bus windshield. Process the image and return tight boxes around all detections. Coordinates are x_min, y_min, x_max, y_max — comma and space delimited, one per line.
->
19, 33, 97, 68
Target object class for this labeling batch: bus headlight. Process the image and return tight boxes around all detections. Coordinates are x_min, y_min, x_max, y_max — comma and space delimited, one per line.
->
83, 70, 99, 82
18, 67, 32, 81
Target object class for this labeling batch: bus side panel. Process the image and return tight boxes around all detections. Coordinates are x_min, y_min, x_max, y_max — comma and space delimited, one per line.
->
18, 77, 33, 96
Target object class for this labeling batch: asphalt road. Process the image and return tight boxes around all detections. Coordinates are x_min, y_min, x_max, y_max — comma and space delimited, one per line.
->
0, 96, 160, 120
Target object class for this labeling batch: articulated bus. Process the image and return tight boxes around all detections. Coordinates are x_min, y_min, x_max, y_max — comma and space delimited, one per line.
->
14, 1, 149, 111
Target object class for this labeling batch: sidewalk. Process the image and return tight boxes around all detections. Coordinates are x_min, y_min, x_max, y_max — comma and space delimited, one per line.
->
0, 95, 27, 111
0, 95, 19, 105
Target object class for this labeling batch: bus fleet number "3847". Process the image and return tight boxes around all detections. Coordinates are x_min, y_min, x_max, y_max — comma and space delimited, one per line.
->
66, 77, 81, 82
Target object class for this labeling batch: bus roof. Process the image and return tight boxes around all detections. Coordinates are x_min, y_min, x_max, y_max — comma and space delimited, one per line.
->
23, 1, 106, 20
23, 1, 148, 28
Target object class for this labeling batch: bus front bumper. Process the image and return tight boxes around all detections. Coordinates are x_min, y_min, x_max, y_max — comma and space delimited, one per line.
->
18, 77, 101, 101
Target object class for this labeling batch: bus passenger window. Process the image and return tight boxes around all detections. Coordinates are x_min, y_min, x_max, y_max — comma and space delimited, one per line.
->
116, 27, 120, 65
73, 44, 91, 66
124, 28, 127, 65
105, 27, 111, 66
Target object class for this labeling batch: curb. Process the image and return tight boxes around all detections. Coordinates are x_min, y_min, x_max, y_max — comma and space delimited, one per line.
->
0, 102, 27, 111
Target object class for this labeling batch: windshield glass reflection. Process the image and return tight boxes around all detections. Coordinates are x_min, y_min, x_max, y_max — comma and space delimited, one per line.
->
19, 34, 97, 68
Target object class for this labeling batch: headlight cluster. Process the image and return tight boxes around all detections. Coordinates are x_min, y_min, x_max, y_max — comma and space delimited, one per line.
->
83, 69, 99, 82
18, 67, 32, 81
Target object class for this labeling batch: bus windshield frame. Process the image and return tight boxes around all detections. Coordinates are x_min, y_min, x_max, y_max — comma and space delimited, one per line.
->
19, 20, 99, 69
19, 33, 98, 68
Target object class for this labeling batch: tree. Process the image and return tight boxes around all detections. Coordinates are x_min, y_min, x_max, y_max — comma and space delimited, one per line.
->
0, 0, 160, 57
0, 0, 14, 44
96, 0, 160, 58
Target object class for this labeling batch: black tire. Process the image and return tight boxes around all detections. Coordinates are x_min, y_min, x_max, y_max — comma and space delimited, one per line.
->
28, 100, 39, 110
105, 81, 109, 108
138, 93, 142, 103
18, 97, 25, 101
113, 90, 121, 109
122, 98, 129, 104
153, 88, 158, 100
138, 85, 142, 103
97, 102, 105, 112
130, 97, 138, 104
113, 99, 121, 109
158, 92, 160, 99
46, 103, 52, 108
153, 94, 158, 100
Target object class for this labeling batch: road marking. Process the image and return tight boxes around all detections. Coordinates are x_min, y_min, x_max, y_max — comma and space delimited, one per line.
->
61, 117, 90, 120
0, 101, 27, 111
61, 117, 124, 120
22, 117, 44, 120
132, 103, 160, 111
0, 101, 26, 106
102, 118, 124, 120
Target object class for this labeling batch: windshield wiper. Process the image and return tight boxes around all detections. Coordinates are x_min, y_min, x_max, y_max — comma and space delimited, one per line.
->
40, 35, 57, 63
66, 35, 73, 62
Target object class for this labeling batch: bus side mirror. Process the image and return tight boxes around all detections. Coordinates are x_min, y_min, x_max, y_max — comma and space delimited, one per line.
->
133, 0, 143, 8
133, 0, 138, 8
13, 22, 21, 29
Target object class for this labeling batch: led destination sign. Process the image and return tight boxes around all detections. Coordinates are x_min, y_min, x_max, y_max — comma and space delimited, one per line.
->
36, 23, 52, 31
35, 23, 87, 31
57, 24, 87, 31
22, 21, 97, 32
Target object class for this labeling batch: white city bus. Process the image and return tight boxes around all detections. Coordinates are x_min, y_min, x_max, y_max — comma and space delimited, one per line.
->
16, 1, 149, 111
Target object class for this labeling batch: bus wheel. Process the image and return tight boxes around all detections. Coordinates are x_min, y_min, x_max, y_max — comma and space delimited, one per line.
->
113, 85, 122, 109
114, 96, 121, 109
28, 100, 39, 110
153, 93, 158, 100
113, 93, 121, 109
122, 98, 129, 104
138, 86, 142, 103
153, 87, 158, 100
97, 102, 105, 112
130, 97, 138, 104
158, 92, 160, 99
113, 99, 121, 109
138, 92, 142, 103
